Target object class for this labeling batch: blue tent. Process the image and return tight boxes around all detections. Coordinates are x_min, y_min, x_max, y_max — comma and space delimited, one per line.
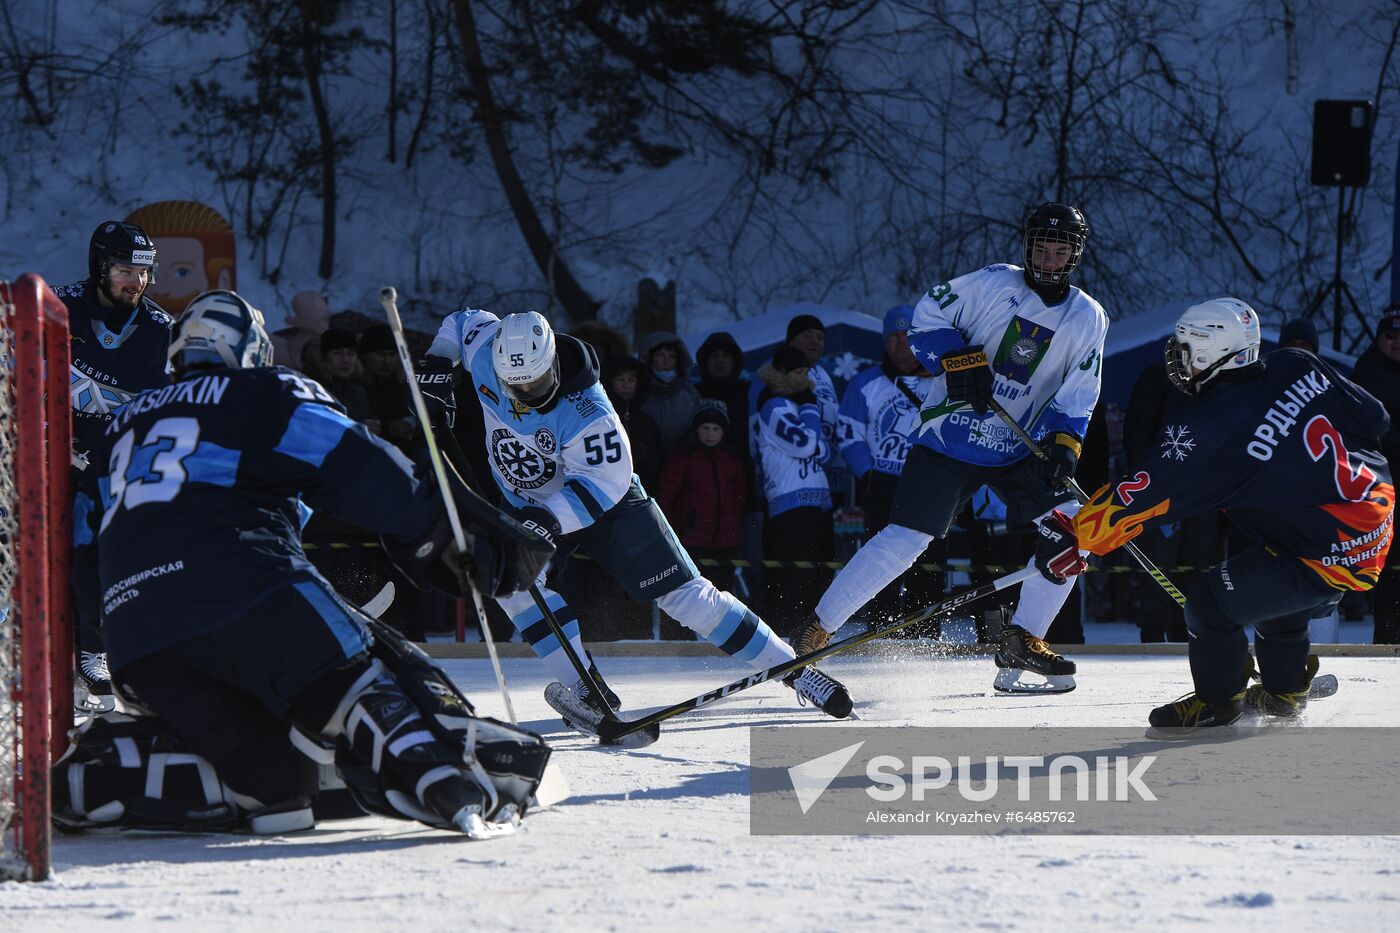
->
683, 300, 886, 397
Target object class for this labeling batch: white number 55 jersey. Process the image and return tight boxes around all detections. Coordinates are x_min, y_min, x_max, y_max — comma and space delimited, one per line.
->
429, 309, 635, 534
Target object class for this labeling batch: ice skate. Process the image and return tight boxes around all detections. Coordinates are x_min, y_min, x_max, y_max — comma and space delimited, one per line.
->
75, 650, 116, 715
547, 653, 621, 735
1243, 654, 1320, 718
791, 617, 833, 657
1147, 691, 1244, 737
992, 623, 1077, 694
783, 666, 855, 719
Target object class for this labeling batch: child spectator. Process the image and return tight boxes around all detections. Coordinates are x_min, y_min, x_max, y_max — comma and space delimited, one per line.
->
656, 399, 747, 594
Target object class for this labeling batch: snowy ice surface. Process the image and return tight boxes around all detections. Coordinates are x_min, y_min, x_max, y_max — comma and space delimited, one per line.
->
5, 651, 1399, 932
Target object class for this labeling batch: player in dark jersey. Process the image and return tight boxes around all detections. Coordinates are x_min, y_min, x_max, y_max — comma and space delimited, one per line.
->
1034, 298, 1393, 731
71, 290, 555, 837
60, 221, 174, 708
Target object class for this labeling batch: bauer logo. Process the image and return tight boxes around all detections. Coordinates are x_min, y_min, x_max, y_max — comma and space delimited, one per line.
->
749, 726, 1400, 835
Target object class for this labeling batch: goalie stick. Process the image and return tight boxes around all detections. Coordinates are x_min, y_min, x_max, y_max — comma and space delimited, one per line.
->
988, 400, 1189, 608
378, 285, 518, 722
548, 566, 1039, 745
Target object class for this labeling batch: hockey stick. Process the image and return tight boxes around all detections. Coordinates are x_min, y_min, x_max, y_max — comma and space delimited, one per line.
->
361, 581, 395, 620
377, 286, 518, 722
988, 400, 1188, 607
530, 583, 661, 747
550, 566, 1039, 744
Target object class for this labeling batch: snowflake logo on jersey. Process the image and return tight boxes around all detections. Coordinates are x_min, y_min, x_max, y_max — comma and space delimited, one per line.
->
534, 427, 557, 454
1160, 425, 1196, 461
490, 428, 557, 490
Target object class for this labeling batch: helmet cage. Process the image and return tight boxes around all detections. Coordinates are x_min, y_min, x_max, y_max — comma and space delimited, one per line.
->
1022, 226, 1086, 288
1163, 298, 1261, 395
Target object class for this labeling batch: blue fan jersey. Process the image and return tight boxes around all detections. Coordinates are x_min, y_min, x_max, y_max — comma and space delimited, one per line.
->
73, 366, 440, 668
55, 281, 173, 456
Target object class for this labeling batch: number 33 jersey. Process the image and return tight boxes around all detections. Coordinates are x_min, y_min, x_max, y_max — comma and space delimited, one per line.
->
429, 309, 634, 535
73, 366, 440, 668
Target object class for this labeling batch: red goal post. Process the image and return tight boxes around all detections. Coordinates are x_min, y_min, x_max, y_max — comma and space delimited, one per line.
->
0, 274, 72, 882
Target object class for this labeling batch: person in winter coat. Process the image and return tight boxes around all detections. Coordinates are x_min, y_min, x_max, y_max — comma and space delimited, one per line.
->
318, 327, 372, 424
602, 354, 665, 491
695, 331, 755, 498
1351, 304, 1400, 643
656, 399, 747, 594
755, 344, 834, 635
637, 331, 701, 456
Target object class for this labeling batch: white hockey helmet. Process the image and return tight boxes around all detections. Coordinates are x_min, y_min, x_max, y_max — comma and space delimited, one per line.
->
1165, 297, 1261, 395
493, 310, 559, 408
170, 289, 274, 372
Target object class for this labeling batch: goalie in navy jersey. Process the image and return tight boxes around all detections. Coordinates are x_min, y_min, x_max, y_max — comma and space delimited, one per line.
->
68, 290, 556, 837
1034, 298, 1393, 731
419, 308, 854, 723
60, 221, 175, 710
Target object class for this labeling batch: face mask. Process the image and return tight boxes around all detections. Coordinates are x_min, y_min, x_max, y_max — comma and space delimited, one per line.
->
652, 368, 677, 383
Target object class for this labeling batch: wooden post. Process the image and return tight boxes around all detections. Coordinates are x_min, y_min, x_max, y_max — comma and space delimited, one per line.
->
634, 277, 676, 347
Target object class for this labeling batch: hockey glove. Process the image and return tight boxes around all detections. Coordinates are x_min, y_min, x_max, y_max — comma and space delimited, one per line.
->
1033, 432, 1082, 493
415, 356, 460, 431
941, 345, 994, 414
1034, 509, 1087, 583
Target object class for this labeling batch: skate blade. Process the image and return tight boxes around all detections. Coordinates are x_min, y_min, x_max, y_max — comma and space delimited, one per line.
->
1144, 724, 1243, 743
992, 669, 1076, 695
543, 682, 660, 749
454, 806, 521, 840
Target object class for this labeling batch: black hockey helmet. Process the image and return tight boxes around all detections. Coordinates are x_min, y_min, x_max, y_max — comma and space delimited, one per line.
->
88, 221, 158, 285
1021, 203, 1088, 292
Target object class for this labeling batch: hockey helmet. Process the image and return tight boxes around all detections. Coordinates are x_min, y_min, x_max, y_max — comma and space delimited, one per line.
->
1165, 297, 1261, 395
170, 289, 274, 372
1022, 203, 1089, 291
89, 221, 158, 285
493, 311, 559, 409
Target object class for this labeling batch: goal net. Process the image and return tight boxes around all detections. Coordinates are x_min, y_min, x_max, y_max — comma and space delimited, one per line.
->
0, 274, 71, 882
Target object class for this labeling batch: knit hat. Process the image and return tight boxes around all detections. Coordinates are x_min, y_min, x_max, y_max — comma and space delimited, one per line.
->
883, 305, 915, 339
1279, 318, 1319, 351
691, 398, 730, 432
771, 344, 810, 373
357, 323, 395, 355
320, 327, 357, 354
786, 313, 825, 343
1379, 304, 1400, 335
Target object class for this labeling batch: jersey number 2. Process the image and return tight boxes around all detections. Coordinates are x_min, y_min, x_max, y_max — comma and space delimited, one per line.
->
101, 417, 201, 532
1304, 414, 1378, 501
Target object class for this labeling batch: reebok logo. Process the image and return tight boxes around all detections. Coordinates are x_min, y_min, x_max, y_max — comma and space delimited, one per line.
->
788, 741, 865, 814
941, 349, 988, 373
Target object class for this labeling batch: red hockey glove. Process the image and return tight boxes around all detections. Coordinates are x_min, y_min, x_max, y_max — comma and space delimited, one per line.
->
1034, 509, 1087, 583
